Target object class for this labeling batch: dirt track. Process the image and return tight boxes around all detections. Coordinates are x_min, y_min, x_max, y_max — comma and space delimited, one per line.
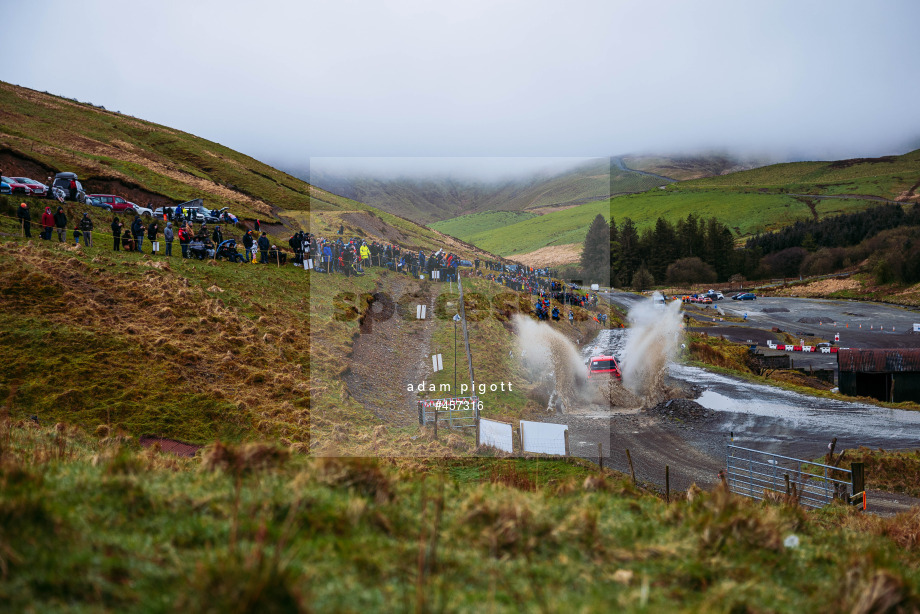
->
344, 273, 438, 426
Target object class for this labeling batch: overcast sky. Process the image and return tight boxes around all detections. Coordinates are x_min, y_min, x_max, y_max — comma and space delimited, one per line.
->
3, 0, 919, 177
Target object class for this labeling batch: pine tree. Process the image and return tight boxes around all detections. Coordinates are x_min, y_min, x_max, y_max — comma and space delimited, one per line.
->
609, 217, 624, 287
619, 218, 641, 285
581, 214, 610, 285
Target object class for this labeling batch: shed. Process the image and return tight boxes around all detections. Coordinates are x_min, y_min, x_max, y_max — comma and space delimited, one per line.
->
837, 348, 920, 402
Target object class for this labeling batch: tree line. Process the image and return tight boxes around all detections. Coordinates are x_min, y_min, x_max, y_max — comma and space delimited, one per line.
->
577, 203, 920, 289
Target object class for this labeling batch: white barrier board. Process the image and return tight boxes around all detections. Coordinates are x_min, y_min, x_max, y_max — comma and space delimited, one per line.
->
479, 419, 513, 453
520, 420, 567, 455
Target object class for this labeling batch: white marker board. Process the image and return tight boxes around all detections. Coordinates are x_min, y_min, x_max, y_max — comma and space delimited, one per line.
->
480, 419, 513, 453
520, 420, 567, 455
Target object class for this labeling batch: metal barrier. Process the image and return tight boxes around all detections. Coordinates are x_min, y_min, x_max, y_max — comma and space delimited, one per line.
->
726, 444, 857, 509
417, 398, 478, 429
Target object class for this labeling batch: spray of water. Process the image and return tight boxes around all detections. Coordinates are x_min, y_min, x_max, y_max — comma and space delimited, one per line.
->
621, 292, 684, 406
513, 315, 587, 412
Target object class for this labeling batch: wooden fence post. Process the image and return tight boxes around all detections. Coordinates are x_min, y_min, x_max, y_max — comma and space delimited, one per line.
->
625, 448, 636, 485
665, 465, 670, 503
563, 430, 570, 457
597, 442, 603, 470
851, 462, 865, 498
433, 408, 438, 441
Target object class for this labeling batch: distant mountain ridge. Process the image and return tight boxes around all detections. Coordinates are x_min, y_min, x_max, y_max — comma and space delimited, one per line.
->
301, 153, 767, 226
305, 158, 615, 225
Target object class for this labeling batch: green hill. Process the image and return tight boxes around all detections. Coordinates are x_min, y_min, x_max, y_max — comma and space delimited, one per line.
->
0, 81, 497, 257
437, 149, 920, 262
0, 82, 359, 218
679, 150, 920, 200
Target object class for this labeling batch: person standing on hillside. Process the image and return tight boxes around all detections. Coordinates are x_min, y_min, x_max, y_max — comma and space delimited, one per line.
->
53, 206, 67, 242
111, 216, 122, 251
147, 220, 160, 255
164, 222, 174, 257
212, 224, 223, 246
79, 212, 93, 247
322, 241, 332, 273
17, 203, 32, 238
40, 206, 54, 240
257, 232, 270, 264
179, 225, 191, 259
131, 215, 144, 252
243, 229, 254, 262
68, 177, 77, 202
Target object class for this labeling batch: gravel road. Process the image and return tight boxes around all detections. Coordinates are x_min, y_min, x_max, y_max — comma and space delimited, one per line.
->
554, 298, 920, 515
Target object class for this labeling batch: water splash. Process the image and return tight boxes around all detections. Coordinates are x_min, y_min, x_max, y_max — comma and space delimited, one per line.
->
621, 292, 684, 405
513, 314, 642, 412
513, 315, 586, 412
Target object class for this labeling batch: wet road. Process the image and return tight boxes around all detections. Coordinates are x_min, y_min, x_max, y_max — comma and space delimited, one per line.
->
605, 291, 920, 372
567, 324, 920, 512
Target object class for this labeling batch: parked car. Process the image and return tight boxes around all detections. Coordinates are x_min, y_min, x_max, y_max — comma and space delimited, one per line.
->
132, 203, 154, 217
84, 195, 113, 211
732, 293, 757, 300
13, 177, 48, 196
1, 176, 33, 196
0, 180, 10, 195
698, 296, 713, 304
154, 199, 223, 224
587, 355, 621, 379
459, 259, 473, 267
87, 194, 151, 217
50, 172, 87, 203
705, 290, 724, 300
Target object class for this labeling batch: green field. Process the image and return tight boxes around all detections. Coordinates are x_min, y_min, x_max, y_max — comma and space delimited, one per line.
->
460, 199, 611, 256
429, 211, 538, 242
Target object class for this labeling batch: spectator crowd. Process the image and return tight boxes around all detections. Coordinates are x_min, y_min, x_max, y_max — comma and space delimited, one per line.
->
12, 202, 605, 325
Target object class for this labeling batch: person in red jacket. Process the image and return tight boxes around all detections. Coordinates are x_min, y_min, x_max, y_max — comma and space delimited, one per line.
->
40, 206, 54, 240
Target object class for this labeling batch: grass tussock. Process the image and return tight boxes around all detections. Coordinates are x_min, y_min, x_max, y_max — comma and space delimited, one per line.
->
687, 334, 752, 372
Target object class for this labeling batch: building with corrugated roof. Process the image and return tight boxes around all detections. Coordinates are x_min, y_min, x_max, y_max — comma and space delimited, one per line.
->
837, 348, 920, 402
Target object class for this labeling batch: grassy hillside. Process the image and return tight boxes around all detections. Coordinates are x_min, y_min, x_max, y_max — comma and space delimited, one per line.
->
429, 211, 538, 242
459, 199, 611, 258
0, 82, 362, 219
679, 149, 920, 201
622, 153, 768, 181
0, 82, 500, 260
3, 423, 919, 612
438, 148, 920, 262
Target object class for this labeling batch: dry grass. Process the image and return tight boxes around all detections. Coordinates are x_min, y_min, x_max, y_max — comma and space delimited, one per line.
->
512, 243, 583, 267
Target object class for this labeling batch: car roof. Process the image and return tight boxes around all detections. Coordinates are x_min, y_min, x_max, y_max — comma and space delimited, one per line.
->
55, 172, 78, 178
